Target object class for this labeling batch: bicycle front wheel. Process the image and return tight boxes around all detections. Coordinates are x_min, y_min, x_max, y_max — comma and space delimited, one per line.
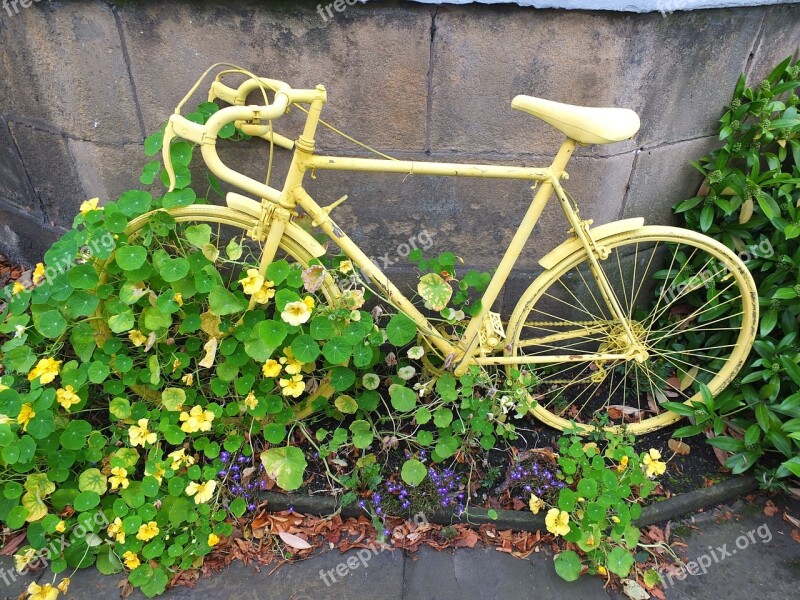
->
505, 226, 758, 435
91, 204, 341, 342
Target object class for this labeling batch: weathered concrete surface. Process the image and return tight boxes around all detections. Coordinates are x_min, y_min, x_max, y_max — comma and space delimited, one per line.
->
0, 0, 798, 312
0, 1, 142, 144
622, 135, 721, 226
7, 122, 85, 229
0, 202, 63, 265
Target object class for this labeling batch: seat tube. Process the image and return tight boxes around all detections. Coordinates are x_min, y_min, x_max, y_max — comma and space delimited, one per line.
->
453, 139, 578, 375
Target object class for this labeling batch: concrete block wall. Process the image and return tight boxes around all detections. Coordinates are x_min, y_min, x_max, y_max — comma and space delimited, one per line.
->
0, 0, 797, 314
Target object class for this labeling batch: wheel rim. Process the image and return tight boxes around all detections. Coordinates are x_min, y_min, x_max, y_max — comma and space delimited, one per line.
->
506, 227, 758, 435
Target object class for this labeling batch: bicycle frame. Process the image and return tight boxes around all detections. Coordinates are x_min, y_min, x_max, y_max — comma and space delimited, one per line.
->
166, 77, 643, 376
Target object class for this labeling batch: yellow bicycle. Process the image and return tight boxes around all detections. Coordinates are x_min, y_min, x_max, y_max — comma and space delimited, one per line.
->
101, 65, 759, 435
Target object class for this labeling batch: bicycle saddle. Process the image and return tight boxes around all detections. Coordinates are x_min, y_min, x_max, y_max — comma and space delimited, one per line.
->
512, 95, 640, 145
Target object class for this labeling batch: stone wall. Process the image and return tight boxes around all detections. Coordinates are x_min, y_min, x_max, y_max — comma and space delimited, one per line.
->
0, 0, 798, 313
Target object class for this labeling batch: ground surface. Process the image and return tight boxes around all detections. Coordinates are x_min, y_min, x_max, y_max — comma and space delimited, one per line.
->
1, 493, 798, 600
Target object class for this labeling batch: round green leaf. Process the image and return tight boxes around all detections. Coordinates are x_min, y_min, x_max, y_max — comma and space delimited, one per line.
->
116, 246, 148, 271
68, 264, 100, 290
334, 395, 358, 414
260, 447, 307, 491
554, 550, 582, 582
78, 468, 108, 495
418, 273, 453, 311
34, 310, 67, 339
291, 334, 321, 363
606, 546, 635, 578
401, 459, 427, 486
386, 314, 417, 346
74, 491, 101, 512
389, 384, 416, 412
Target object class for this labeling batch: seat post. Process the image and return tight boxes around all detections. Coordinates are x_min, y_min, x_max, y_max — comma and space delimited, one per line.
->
550, 138, 577, 178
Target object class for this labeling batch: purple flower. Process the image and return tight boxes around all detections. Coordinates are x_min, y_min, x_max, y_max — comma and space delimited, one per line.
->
220, 451, 231, 463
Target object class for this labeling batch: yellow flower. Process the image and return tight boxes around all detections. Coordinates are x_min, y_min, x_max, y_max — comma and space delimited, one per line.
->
241, 269, 264, 296
339, 260, 353, 274
617, 455, 629, 472
262, 359, 282, 378
244, 392, 258, 410
26, 582, 59, 600
173, 293, 183, 306
145, 463, 166, 483
643, 448, 667, 478
208, 533, 220, 547
168, 448, 195, 471
179, 405, 215, 433
529, 494, 545, 515
303, 296, 315, 311
15, 547, 37, 572
597, 565, 607, 576
12, 281, 26, 295
17, 404, 35, 431
33, 263, 46, 284
56, 578, 70, 594
55, 521, 66, 533
109, 467, 130, 490
611, 516, 621, 523
122, 551, 140, 570
136, 521, 159, 541
56, 385, 80, 411
182, 373, 194, 386
253, 280, 276, 305
129, 330, 147, 347
279, 347, 303, 375
80, 197, 100, 215
129, 418, 157, 447
28, 357, 62, 384
545, 508, 571, 537
185, 480, 217, 504
107, 517, 125, 543
279, 374, 305, 398
281, 300, 311, 326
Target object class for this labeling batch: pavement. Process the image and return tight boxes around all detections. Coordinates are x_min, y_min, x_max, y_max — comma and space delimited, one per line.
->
2, 493, 798, 600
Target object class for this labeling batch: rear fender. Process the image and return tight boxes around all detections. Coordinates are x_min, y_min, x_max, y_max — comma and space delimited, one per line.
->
538, 218, 645, 270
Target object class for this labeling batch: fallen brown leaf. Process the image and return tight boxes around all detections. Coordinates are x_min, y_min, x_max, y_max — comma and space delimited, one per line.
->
668, 439, 690, 455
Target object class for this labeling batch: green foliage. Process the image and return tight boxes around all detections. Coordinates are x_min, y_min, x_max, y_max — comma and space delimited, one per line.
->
545, 428, 661, 582
671, 56, 800, 479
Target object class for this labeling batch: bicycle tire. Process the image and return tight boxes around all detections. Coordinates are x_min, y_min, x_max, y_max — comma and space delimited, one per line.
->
505, 225, 758, 435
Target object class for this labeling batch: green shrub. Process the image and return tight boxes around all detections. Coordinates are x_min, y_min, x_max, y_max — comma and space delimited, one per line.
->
672, 55, 800, 481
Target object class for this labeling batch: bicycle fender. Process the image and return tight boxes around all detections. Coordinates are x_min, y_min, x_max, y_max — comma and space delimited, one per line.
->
226, 192, 326, 258
538, 217, 645, 270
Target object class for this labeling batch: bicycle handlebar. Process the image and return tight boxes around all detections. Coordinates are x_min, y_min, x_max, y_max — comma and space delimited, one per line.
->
163, 80, 327, 200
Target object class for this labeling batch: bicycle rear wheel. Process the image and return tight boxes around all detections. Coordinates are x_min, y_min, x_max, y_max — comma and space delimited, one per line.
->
505, 226, 758, 435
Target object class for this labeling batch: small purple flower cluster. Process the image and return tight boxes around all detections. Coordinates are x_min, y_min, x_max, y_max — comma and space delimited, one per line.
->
218, 450, 267, 513
427, 466, 466, 513
508, 461, 564, 501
